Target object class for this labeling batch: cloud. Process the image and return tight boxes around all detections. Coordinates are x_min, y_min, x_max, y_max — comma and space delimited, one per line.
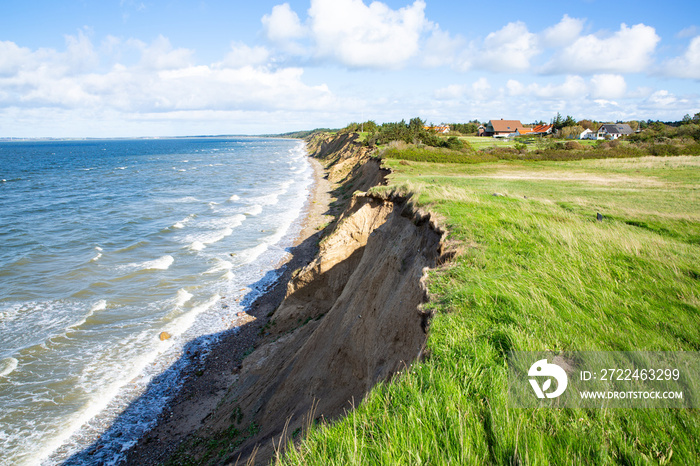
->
307, 0, 429, 68
128, 35, 195, 70
421, 26, 465, 68
545, 23, 660, 73
664, 36, 700, 79
433, 84, 467, 100
506, 75, 588, 99
432, 78, 491, 101
677, 26, 699, 39
647, 89, 680, 107
0, 41, 33, 76
0, 35, 336, 118
476, 21, 540, 72
262, 0, 442, 69
541, 14, 585, 46
590, 74, 627, 99
472, 77, 491, 95
262, 3, 308, 48
504, 74, 629, 101
221, 42, 270, 68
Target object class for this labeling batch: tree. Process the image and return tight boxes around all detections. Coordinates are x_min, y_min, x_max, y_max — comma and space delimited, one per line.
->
552, 112, 564, 131
578, 119, 597, 131
560, 125, 584, 139
408, 117, 425, 134
563, 115, 577, 128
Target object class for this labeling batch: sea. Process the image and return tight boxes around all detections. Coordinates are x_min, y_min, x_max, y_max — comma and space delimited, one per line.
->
0, 137, 313, 465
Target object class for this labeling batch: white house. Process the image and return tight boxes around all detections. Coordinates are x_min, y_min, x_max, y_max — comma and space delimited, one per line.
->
579, 128, 597, 140
597, 124, 633, 140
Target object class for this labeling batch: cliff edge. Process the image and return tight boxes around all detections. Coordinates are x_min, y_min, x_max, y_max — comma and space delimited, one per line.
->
134, 132, 448, 465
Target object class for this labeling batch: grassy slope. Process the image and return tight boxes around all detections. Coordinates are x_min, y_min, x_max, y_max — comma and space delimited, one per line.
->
279, 155, 700, 465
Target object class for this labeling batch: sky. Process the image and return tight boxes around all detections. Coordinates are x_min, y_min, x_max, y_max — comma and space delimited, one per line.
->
1, 0, 699, 137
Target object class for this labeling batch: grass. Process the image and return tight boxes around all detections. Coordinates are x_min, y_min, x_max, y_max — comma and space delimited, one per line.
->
278, 155, 700, 464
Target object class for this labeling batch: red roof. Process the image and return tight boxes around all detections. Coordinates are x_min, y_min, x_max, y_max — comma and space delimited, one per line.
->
531, 124, 553, 133
489, 120, 524, 133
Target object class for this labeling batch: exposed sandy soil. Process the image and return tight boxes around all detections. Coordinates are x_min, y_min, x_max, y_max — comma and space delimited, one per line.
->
124, 155, 334, 465
125, 132, 447, 466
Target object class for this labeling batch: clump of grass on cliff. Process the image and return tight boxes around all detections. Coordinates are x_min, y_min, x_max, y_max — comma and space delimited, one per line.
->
278, 155, 700, 464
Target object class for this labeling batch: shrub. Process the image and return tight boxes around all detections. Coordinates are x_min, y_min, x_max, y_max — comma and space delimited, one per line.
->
564, 141, 583, 150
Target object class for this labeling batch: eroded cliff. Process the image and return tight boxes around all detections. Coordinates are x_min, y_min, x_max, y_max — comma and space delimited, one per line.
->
148, 133, 448, 465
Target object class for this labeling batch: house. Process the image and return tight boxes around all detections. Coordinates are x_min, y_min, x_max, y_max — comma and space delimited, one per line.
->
424, 124, 450, 134
579, 128, 597, 140
479, 119, 525, 137
597, 124, 633, 140
530, 124, 553, 135
510, 124, 553, 138
513, 128, 534, 137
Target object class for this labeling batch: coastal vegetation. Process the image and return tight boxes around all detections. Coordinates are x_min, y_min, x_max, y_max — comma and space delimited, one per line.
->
277, 131, 700, 464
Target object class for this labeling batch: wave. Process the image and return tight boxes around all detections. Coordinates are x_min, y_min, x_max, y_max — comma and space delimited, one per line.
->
131, 255, 174, 271
90, 246, 103, 262
236, 243, 270, 265
189, 241, 206, 252
172, 196, 200, 203
228, 194, 240, 202
244, 204, 263, 216
173, 214, 196, 229
163, 294, 221, 339
185, 214, 246, 251
90, 300, 107, 312
175, 289, 193, 307
0, 357, 19, 377
204, 258, 233, 275
67, 300, 108, 331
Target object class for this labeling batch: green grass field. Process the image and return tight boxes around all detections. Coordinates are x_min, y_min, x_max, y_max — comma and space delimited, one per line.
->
279, 155, 700, 465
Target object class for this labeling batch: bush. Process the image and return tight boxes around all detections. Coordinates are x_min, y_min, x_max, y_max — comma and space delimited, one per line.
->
381, 146, 487, 164
565, 141, 583, 150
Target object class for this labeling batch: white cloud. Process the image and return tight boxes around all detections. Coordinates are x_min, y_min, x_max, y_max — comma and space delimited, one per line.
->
221, 42, 270, 68
677, 26, 699, 39
541, 14, 585, 46
433, 84, 467, 100
0, 41, 33, 76
472, 77, 491, 95
590, 74, 627, 99
262, 2, 307, 53
307, 0, 429, 68
422, 26, 465, 68
0, 35, 337, 122
129, 35, 195, 70
63, 29, 100, 73
506, 75, 587, 99
665, 36, 700, 79
506, 79, 526, 96
647, 90, 679, 107
476, 21, 540, 72
545, 23, 660, 73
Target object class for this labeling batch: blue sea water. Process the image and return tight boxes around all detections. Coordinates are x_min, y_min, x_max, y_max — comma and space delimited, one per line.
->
0, 137, 312, 465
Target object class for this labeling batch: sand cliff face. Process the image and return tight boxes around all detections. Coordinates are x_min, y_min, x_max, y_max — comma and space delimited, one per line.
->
170, 133, 447, 464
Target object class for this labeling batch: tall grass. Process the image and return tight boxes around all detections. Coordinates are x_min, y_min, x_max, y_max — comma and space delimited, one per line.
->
279, 156, 700, 465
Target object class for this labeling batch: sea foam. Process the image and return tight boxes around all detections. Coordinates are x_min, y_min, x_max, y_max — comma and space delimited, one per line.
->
134, 255, 174, 271
0, 357, 19, 377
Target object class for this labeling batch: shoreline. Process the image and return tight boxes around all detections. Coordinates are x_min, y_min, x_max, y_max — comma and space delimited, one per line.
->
124, 151, 333, 464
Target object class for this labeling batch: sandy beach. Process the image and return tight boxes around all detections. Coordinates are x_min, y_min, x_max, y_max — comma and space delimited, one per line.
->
125, 154, 333, 464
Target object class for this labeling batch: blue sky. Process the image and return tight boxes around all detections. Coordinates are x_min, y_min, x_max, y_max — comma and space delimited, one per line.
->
1, 0, 699, 137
